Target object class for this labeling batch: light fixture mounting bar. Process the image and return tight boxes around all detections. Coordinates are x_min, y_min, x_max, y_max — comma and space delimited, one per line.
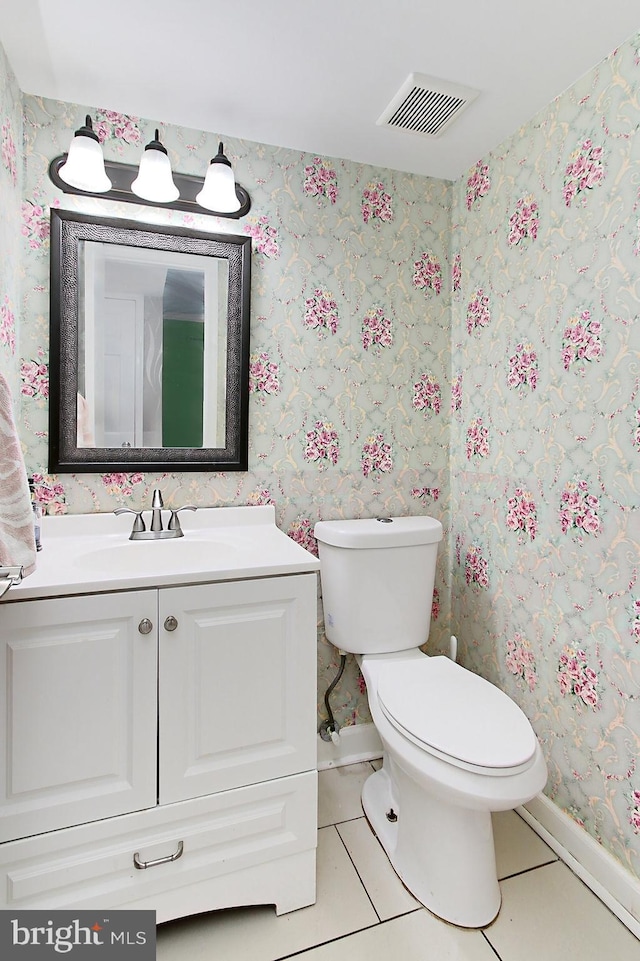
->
48, 155, 251, 219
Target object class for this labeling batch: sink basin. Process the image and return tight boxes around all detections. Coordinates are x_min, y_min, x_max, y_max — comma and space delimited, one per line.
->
77, 536, 241, 574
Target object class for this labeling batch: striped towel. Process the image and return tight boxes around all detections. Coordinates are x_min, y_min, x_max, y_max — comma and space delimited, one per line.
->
0, 373, 36, 577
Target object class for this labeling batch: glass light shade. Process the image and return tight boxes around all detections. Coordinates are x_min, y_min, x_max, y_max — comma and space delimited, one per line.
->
131, 147, 179, 203
58, 134, 112, 193
196, 145, 240, 213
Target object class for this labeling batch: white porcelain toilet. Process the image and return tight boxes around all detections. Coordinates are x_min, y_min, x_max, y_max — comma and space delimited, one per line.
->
314, 515, 548, 928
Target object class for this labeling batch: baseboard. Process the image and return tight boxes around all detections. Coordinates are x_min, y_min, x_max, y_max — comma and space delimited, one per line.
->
316, 722, 383, 770
519, 794, 640, 939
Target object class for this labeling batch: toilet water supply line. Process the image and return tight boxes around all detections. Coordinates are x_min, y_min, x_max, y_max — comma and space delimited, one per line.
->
318, 637, 459, 746
318, 651, 347, 744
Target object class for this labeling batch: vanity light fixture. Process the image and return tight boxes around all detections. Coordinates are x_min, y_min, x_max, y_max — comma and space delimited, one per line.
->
196, 142, 241, 213
131, 129, 179, 203
49, 115, 251, 219
57, 115, 112, 193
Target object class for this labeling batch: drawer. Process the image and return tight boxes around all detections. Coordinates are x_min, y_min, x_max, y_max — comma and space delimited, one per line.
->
0, 771, 317, 919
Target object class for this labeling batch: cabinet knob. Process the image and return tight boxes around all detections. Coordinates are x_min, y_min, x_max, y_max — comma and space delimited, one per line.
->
138, 618, 153, 635
164, 615, 178, 632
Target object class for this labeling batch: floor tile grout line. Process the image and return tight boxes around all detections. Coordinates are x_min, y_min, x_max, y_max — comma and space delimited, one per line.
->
481, 929, 505, 960
498, 856, 559, 883
273, 908, 424, 961
333, 822, 384, 923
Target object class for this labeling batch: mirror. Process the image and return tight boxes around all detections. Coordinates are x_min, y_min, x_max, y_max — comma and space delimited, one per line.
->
49, 210, 251, 472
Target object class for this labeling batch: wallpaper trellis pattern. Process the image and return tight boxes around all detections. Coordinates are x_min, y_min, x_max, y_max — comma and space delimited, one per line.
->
0, 26, 639, 890
6, 81, 454, 734
451, 38, 640, 880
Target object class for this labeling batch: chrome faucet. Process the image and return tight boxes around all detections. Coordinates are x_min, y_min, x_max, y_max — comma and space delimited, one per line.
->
115, 489, 197, 540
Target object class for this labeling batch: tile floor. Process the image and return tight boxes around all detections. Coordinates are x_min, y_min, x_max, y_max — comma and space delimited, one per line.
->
156, 761, 639, 961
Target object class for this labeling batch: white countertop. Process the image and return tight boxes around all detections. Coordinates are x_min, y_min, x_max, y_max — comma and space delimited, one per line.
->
3, 505, 319, 601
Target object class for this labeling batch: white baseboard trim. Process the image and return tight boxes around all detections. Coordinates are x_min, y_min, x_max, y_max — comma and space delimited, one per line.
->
519, 794, 640, 939
317, 722, 383, 770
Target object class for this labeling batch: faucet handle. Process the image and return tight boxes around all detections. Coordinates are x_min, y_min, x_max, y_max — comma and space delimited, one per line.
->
114, 508, 146, 535
168, 505, 197, 536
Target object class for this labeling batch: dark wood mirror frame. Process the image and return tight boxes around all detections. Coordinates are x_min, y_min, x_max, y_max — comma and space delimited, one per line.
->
49, 209, 251, 473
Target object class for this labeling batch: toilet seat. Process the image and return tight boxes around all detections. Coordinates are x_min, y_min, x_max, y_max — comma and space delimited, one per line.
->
376, 656, 537, 776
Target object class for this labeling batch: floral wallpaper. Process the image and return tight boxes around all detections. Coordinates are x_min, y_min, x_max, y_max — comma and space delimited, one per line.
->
3, 73, 453, 734
1, 24, 639, 891
451, 36, 640, 882
0, 41, 21, 394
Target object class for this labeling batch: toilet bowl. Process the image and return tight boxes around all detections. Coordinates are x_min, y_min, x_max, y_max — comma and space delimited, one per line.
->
314, 515, 548, 928
359, 649, 547, 927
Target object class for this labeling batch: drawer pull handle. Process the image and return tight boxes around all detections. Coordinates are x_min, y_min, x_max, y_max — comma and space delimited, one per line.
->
133, 840, 184, 870
138, 618, 153, 635
164, 615, 178, 632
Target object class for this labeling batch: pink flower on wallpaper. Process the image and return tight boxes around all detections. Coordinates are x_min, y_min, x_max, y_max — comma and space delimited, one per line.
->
561, 309, 603, 370
2, 118, 17, 185
451, 373, 463, 414
466, 161, 491, 210
361, 181, 393, 224
0, 295, 16, 354
412, 251, 442, 296
411, 487, 440, 502
465, 417, 489, 460
631, 598, 640, 643
451, 252, 461, 292
634, 408, 640, 453
507, 342, 538, 390
629, 790, 640, 833
508, 195, 539, 246
361, 433, 392, 477
466, 288, 491, 334
20, 354, 48, 401
557, 646, 599, 709
304, 420, 340, 468
244, 216, 280, 258
506, 487, 538, 542
303, 158, 338, 205
431, 587, 440, 621
506, 633, 538, 691
563, 138, 605, 206
288, 518, 318, 556
559, 477, 602, 537
31, 473, 66, 514
412, 372, 441, 415
464, 544, 489, 589
94, 109, 142, 146
249, 351, 280, 399
248, 488, 275, 506
362, 307, 392, 352
102, 472, 145, 497
21, 201, 51, 249
304, 287, 339, 336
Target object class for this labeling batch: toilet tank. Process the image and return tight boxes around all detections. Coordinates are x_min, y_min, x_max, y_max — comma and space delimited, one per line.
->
314, 515, 443, 655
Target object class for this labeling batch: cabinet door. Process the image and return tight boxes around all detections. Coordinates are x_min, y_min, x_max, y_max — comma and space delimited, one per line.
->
0, 591, 157, 843
159, 574, 317, 804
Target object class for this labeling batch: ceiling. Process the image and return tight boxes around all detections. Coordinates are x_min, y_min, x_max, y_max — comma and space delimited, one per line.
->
1, 0, 639, 182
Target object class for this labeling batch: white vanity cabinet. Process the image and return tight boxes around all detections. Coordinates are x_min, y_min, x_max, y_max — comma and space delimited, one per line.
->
0, 564, 318, 921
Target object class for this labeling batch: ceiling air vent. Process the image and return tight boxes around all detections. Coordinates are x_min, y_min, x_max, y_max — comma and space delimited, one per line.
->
377, 73, 479, 138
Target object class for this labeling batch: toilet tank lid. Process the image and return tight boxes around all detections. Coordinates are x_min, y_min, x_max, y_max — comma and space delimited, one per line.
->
314, 515, 443, 549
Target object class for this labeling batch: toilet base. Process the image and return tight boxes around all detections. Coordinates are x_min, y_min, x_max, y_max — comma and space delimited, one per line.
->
362, 764, 501, 928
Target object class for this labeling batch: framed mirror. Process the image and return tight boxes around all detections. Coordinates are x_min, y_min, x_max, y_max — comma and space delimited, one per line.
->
49, 209, 251, 472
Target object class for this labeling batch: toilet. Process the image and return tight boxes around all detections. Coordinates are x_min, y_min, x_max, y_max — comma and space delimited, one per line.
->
314, 515, 547, 928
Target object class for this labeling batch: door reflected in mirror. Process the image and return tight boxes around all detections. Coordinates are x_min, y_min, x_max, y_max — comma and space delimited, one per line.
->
49, 211, 251, 473
78, 241, 229, 450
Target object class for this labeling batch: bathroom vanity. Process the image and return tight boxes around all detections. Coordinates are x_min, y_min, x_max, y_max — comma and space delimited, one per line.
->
0, 506, 319, 921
